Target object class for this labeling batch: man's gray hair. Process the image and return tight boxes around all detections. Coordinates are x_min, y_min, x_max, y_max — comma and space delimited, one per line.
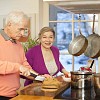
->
5, 11, 29, 26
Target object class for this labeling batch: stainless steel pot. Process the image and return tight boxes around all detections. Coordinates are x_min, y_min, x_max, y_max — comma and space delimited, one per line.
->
71, 71, 94, 89
93, 73, 100, 96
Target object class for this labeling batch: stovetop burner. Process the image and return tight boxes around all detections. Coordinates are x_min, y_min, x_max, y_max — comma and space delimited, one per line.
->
54, 87, 100, 100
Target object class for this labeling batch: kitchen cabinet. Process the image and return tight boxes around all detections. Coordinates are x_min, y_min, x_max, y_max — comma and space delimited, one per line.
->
43, 0, 100, 14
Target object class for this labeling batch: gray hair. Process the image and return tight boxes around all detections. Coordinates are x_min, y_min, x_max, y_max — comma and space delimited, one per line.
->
5, 11, 29, 26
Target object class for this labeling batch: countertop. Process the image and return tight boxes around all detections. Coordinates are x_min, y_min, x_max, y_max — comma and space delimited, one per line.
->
54, 87, 100, 100
10, 95, 53, 100
10, 87, 100, 100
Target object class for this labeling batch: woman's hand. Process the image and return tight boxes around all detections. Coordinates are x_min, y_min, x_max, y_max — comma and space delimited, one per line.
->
62, 68, 71, 78
64, 72, 71, 78
42, 74, 52, 78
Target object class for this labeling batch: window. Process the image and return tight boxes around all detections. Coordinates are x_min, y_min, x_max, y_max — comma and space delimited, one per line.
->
49, 4, 98, 72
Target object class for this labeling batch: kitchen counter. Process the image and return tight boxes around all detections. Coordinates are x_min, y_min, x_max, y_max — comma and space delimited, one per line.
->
11, 86, 100, 100
10, 95, 53, 100
10, 75, 100, 100
54, 87, 100, 100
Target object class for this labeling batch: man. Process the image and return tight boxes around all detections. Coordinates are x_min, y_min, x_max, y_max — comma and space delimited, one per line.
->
0, 11, 38, 100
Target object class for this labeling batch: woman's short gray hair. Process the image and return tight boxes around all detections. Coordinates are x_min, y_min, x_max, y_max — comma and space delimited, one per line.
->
5, 11, 29, 26
39, 27, 55, 38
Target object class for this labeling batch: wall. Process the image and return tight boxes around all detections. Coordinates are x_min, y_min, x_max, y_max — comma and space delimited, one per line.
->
43, 2, 49, 26
0, 0, 41, 38
0, 0, 39, 15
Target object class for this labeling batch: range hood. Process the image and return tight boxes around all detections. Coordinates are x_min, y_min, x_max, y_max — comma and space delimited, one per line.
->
43, 0, 100, 14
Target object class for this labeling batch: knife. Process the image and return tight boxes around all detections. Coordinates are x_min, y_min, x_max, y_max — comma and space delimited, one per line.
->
30, 72, 37, 78
30, 72, 45, 81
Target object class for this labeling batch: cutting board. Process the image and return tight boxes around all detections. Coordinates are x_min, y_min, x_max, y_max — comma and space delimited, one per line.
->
18, 76, 70, 97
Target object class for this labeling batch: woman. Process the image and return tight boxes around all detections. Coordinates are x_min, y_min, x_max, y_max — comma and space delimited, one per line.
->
24, 27, 70, 86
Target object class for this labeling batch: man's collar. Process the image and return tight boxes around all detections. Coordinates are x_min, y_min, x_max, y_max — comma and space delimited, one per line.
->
0, 29, 16, 44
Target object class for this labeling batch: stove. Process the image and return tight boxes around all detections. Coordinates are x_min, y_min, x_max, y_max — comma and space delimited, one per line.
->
54, 86, 100, 100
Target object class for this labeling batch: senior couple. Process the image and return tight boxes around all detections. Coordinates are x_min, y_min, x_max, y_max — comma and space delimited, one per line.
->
0, 11, 70, 100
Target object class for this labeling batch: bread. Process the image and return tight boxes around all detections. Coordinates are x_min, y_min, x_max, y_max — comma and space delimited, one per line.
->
41, 77, 61, 89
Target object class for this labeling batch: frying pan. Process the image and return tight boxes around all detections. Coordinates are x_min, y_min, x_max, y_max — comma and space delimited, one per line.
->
68, 16, 88, 56
84, 15, 100, 58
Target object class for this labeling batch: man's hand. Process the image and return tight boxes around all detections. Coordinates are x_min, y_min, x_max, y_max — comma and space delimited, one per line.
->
20, 66, 39, 80
20, 66, 31, 76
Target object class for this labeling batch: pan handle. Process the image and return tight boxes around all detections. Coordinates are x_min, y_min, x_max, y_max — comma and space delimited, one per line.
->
78, 15, 82, 35
92, 14, 95, 34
